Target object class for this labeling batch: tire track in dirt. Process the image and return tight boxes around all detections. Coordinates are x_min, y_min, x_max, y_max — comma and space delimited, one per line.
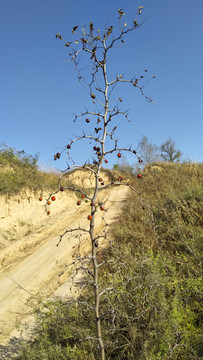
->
0, 186, 129, 347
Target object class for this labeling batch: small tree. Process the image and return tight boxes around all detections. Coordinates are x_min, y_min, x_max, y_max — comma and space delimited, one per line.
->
160, 138, 182, 162
138, 135, 160, 163
51, 7, 155, 359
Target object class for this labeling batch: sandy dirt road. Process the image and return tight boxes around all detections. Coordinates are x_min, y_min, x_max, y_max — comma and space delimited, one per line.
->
0, 186, 128, 350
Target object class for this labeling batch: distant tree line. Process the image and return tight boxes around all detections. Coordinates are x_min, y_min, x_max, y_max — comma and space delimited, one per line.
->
138, 136, 182, 164
113, 136, 183, 174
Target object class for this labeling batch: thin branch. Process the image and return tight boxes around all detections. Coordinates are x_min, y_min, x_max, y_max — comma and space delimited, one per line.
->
57, 226, 90, 247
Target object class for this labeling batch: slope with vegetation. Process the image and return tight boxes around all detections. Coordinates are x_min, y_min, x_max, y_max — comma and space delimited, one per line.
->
0, 146, 59, 194
15, 162, 203, 360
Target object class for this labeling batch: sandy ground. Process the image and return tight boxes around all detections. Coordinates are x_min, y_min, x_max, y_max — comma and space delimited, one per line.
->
0, 180, 129, 357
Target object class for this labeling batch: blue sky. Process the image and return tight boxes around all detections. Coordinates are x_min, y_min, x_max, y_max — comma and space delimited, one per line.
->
0, 0, 203, 171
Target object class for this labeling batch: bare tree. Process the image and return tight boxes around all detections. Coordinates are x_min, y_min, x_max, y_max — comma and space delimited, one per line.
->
160, 138, 182, 162
138, 135, 160, 163
51, 7, 155, 359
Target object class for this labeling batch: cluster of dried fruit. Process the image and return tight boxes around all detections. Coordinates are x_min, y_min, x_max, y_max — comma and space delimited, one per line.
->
92, 146, 108, 163
39, 195, 57, 215
99, 177, 104, 186
93, 146, 102, 160
54, 152, 61, 160
47, 195, 57, 214
39, 196, 56, 202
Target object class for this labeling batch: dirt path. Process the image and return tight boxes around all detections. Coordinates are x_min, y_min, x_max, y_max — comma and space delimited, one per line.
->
0, 186, 128, 351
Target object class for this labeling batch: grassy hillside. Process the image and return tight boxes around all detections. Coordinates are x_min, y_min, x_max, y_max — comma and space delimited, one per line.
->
15, 162, 203, 359
0, 146, 59, 194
